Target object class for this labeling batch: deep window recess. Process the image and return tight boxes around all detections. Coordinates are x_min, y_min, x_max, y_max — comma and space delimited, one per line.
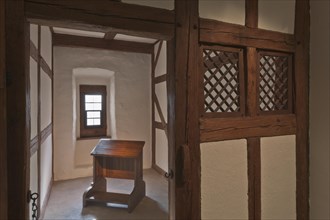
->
258, 51, 293, 114
201, 45, 245, 117
80, 85, 107, 138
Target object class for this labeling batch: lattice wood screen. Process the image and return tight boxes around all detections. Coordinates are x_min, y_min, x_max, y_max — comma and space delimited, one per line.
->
258, 51, 293, 114
202, 46, 245, 116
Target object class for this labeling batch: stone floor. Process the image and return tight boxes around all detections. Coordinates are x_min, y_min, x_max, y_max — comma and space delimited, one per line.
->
43, 169, 168, 220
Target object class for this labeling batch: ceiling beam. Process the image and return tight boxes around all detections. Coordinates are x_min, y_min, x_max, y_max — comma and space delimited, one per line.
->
25, 0, 175, 40
52, 33, 154, 54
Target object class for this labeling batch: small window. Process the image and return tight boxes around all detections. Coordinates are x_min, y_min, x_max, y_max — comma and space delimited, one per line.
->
80, 85, 107, 137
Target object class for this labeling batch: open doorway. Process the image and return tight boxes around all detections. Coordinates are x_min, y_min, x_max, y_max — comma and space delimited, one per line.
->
28, 23, 172, 219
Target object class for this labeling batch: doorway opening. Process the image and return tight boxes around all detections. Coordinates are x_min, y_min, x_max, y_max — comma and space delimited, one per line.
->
28, 23, 173, 219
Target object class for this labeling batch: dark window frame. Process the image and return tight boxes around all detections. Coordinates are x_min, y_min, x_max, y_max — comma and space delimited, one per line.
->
79, 85, 107, 138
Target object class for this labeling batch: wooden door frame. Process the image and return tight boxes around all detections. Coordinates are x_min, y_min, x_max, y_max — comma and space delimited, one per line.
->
5, 0, 31, 219
4, 0, 310, 219
0, 0, 8, 218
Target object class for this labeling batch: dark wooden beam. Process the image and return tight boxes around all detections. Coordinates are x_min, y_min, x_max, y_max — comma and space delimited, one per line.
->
5, 0, 30, 218
0, 0, 7, 217
174, 0, 201, 219
40, 123, 52, 145
104, 32, 117, 40
294, 0, 310, 219
200, 114, 297, 143
167, 39, 176, 220
30, 40, 38, 62
25, 0, 175, 40
245, 0, 258, 28
53, 33, 154, 54
154, 74, 167, 84
200, 18, 296, 52
247, 138, 261, 220
154, 95, 168, 137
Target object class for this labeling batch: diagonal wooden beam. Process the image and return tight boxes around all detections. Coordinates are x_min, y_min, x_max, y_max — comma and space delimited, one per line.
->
154, 95, 168, 138
25, 0, 175, 40
52, 33, 154, 54
104, 32, 117, 40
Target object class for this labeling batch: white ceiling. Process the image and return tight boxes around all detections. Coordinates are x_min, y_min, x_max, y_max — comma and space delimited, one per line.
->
52, 27, 158, 44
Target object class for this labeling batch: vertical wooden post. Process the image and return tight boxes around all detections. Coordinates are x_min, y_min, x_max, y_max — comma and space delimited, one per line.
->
151, 48, 156, 168
5, 0, 30, 218
0, 0, 8, 218
245, 0, 259, 28
37, 25, 41, 219
245, 1, 261, 219
167, 39, 176, 220
174, 0, 200, 219
294, 0, 310, 219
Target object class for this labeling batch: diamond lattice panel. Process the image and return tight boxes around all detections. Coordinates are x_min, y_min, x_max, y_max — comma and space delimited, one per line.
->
259, 54, 290, 112
203, 49, 241, 113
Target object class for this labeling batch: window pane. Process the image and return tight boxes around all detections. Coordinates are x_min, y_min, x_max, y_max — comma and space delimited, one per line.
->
87, 111, 100, 119
85, 103, 94, 111
85, 103, 102, 111
93, 119, 101, 126
85, 95, 102, 102
93, 103, 102, 111
87, 119, 94, 126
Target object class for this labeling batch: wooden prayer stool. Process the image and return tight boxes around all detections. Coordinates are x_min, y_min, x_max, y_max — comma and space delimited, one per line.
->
83, 139, 146, 213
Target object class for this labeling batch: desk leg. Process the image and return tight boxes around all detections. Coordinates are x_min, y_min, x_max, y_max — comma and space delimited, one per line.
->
128, 180, 146, 213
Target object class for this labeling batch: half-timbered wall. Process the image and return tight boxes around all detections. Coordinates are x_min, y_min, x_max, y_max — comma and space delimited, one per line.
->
2, 0, 313, 219
53, 47, 152, 180
152, 41, 168, 174
29, 24, 53, 218
199, 0, 301, 219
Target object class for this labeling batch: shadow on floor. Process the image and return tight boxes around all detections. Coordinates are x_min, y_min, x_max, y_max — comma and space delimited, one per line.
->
81, 197, 168, 220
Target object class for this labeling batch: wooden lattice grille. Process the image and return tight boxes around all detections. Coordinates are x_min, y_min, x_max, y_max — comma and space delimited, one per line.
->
258, 52, 293, 113
202, 46, 244, 116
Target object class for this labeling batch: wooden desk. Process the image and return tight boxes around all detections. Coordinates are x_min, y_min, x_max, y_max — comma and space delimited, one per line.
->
83, 139, 145, 212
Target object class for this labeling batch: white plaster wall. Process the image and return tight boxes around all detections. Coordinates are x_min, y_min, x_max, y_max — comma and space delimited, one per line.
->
258, 0, 295, 34
40, 26, 52, 69
261, 135, 296, 219
30, 58, 38, 139
29, 24, 39, 217
201, 139, 248, 220
310, 1, 330, 219
72, 69, 116, 168
40, 71, 52, 130
122, 0, 173, 10
40, 135, 53, 206
54, 47, 151, 180
30, 24, 38, 49
199, 0, 245, 25
154, 41, 168, 172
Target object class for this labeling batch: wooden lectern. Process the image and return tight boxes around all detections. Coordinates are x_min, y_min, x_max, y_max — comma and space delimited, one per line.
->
83, 139, 145, 212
